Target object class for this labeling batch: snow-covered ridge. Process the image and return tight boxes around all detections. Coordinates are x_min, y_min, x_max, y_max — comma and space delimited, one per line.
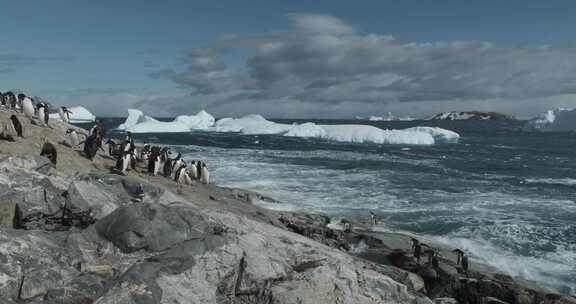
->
118, 109, 460, 145
366, 112, 415, 121
527, 108, 576, 132
49, 106, 96, 123
429, 111, 514, 121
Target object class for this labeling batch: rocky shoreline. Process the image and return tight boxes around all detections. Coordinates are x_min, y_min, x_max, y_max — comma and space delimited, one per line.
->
0, 110, 574, 304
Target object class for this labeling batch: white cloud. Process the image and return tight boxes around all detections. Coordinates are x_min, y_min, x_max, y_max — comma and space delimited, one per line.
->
40, 13, 576, 118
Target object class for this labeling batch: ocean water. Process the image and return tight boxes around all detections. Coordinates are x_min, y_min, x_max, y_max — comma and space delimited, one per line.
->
99, 118, 576, 294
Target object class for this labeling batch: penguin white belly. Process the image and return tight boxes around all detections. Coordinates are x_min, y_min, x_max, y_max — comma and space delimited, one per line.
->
189, 165, 198, 179
179, 169, 192, 185
121, 154, 131, 173
58, 108, 69, 122
38, 109, 46, 124
154, 159, 161, 176
69, 131, 79, 147
201, 167, 210, 184
22, 98, 35, 118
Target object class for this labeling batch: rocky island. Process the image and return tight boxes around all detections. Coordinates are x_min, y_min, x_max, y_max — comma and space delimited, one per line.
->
0, 109, 573, 304
429, 112, 515, 121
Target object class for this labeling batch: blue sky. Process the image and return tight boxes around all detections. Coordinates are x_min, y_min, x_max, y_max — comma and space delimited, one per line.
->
1, 1, 576, 118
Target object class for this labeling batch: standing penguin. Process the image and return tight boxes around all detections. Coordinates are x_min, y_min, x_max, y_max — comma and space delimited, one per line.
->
9, 115, 23, 137
65, 129, 81, 148
83, 134, 99, 160
21, 95, 35, 119
6, 92, 17, 111
36, 102, 50, 126
200, 162, 210, 184
40, 142, 58, 165
17, 94, 25, 113
188, 161, 198, 179
59, 106, 73, 123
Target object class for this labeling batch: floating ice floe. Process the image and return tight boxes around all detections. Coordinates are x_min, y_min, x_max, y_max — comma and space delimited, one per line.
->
527, 108, 576, 132
118, 109, 460, 145
49, 106, 96, 123
118, 109, 215, 133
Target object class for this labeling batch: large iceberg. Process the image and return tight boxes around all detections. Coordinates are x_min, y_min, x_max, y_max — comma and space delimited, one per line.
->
527, 108, 576, 132
214, 115, 292, 135
214, 114, 459, 145
118, 109, 459, 145
118, 109, 215, 133
49, 106, 96, 123
117, 109, 156, 130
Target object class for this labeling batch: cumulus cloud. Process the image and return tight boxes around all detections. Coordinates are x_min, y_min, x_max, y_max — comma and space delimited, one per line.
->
148, 13, 576, 118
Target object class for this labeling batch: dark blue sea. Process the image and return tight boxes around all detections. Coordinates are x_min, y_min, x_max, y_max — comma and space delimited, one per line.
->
88, 118, 576, 294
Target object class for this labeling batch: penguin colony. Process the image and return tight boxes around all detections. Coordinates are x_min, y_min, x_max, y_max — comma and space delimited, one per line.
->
114, 138, 210, 185
0, 91, 210, 185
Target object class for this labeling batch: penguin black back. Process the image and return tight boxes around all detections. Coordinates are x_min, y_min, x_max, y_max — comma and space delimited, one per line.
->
10, 115, 23, 137
40, 142, 57, 165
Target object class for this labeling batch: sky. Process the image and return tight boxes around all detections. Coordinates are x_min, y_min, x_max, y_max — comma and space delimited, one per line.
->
1, 0, 576, 118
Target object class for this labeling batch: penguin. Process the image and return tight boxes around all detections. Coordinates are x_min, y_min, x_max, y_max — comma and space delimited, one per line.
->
120, 151, 133, 174
175, 166, 193, 185
452, 248, 465, 265
188, 160, 198, 179
21, 95, 35, 119
369, 211, 377, 226
195, 161, 202, 180
17, 94, 25, 113
173, 160, 186, 181
153, 154, 162, 176
83, 134, 99, 160
36, 102, 50, 126
9, 115, 23, 137
0, 92, 5, 107
461, 254, 469, 273
40, 142, 58, 165
163, 157, 173, 177
59, 106, 73, 123
65, 129, 81, 147
200, 162, 210, 184
6, 92, 17, 111
147, 146, 159, 174
0, 118, 17, 141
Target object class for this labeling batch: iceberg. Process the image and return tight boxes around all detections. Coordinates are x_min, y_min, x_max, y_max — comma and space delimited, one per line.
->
215, 115, 459, 145
118, 109, 215, 133
49, 106, 96, 123
527, 108, 576, 132
214, 115, 292, 135
117, 109, 157, 130
117, 109, 460, 145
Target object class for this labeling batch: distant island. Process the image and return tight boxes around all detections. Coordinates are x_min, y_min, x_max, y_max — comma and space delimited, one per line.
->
429, 111, 516, 121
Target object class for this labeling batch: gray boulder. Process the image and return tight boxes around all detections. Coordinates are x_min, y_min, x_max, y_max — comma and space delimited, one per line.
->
95, 202, 213, 253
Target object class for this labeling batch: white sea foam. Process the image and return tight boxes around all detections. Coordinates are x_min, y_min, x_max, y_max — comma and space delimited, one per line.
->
524, 178, 576, 186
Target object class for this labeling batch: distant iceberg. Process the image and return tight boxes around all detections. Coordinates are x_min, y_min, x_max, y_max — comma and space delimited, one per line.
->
214, 114, 459, 145
118, 109, 459, 145
527, 108, 576, 132
367, 112, 415, 121
49, 106, 96, 123
118, 109, 215, 133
